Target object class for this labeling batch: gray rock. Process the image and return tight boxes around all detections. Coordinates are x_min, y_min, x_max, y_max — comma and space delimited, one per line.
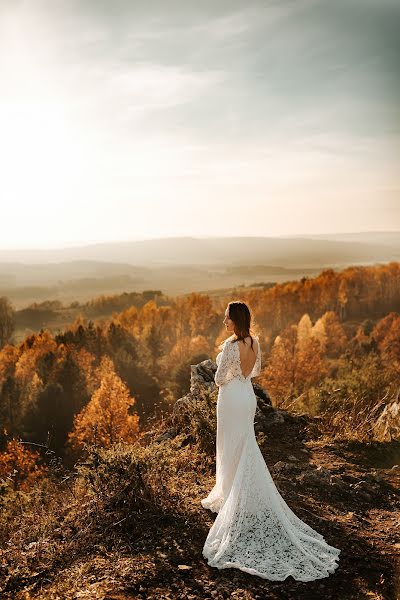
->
156, 428, 177, 442
160, 358, 306, 444
273, 460, 301, 475
297, 465, 332, 486
330, 475, 347, 490
172, 394, 193, 417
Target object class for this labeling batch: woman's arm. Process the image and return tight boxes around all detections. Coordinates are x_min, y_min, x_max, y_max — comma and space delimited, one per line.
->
214, 341, 233, 386
250, 338, 262, 378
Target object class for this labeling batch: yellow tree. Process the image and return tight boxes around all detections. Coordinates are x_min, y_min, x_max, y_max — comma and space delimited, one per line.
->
261, 325, 297, 406
296, 314, 327, 386
166, 334, 211, 368
0, 296, 15, 349
321, 311, 347, 357
297, 314, 313, 352
0, 344, 20, 382
372, 312, 398, 347
375, 314, 400, 370
139, 299, 161, 338
312, 317, 328, 353
295, 337, 327, 388
14, 331, 57, 389
71, 347, 97, 395
68, 368, 139, 450
262, 322, 327, 406
337, 278, 349, 321
187, 293, 216, 337
115, 305, 139, 335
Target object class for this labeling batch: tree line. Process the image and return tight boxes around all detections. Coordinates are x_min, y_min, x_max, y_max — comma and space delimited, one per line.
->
0, 262, 399, 477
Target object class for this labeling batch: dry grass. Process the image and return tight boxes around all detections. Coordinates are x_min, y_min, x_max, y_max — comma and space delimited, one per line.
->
0, 429, 213, 598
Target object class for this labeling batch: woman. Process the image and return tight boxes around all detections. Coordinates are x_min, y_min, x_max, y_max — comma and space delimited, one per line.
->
201, 301, 341, 581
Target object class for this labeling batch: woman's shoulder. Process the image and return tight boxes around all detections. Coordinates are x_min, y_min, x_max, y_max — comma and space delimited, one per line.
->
219, 333, 259, 348
237, 335, 260, 353
237, 334, 259, 343
218, 334, 235, 349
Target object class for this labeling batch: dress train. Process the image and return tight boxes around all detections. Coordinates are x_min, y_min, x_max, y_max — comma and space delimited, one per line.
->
201, 340, 341, 581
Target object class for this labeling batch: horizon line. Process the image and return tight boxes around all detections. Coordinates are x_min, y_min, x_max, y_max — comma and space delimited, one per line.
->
1, 229, 399, 252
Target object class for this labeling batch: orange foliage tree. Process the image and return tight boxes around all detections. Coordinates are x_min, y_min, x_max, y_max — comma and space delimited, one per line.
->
0, 438, 47, 491
372, 312, 400, 373
319, 311, 347, 357
248, 263, 400, 341
0, 296, 15, 349
380, 317, 400, 366
261, 325, 298, 404
68, 359, 139, 450
261, 317, 327, 407
0, 344, 22, 437
295, 337, 327, 389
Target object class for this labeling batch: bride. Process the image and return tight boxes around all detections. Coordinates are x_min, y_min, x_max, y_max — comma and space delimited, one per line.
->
201, 301, 341, 581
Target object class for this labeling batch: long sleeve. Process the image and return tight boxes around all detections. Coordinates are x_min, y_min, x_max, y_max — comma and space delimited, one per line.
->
250, 337, 262, 378
214, 340, 234, 387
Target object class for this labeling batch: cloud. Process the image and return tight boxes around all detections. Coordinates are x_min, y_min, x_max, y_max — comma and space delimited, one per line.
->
106, 65, 225, 114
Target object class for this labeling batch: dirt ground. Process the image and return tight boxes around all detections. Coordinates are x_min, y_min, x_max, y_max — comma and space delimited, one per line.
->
11, 434, 399, 600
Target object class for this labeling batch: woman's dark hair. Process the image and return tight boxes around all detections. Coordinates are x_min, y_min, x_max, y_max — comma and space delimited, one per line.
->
227, 301, 256, 351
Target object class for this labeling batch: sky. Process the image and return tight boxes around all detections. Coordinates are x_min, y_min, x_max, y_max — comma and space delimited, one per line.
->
0, 0, 399, 249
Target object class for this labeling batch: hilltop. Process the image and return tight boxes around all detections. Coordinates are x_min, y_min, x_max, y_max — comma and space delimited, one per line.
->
1, 361, 399, 600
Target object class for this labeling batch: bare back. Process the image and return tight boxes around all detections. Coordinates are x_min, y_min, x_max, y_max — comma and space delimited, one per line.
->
237, 336, 258, 379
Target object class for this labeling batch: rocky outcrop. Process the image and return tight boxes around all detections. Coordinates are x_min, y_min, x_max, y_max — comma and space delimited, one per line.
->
173, 359, 272, 423
372, 401, 400, 442
156, 358, 308, 441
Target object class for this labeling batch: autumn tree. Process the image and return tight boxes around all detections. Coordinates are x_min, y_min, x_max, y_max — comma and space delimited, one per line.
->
261, 325, 298, 405
372, 312, 399, 347
58, 319, 108, 357
0, 336, 53, 441
0, 297, 14, 349
320, 311, 347, 357
337, 278, 349, 321
145, 324, 164, 373
167, 335, 210, 369
70, 347, 98, 396
262, 320, 326, 406
22, 344, 90, 453
68, 366, 139, 450
297, 314, 313, 352
104, 321, 162, 421
187, 293, 218, 337
14, 331, 57, 390
312, 317, 328, 353
351, 323, 374, 357
372, 313, 400, 372
295, 337, 327, 389
114, 304, 139, 334
0, 344, 21, 440
171, 335, 211, 399
380, 317, 400, 367
0, 438, 47, 491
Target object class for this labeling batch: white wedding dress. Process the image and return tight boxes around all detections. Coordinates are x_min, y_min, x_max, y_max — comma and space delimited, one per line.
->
201, 334, 341, 581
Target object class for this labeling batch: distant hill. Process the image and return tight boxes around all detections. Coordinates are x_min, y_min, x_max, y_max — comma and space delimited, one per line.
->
0, 233, 399, 307
0, 232, 399, 266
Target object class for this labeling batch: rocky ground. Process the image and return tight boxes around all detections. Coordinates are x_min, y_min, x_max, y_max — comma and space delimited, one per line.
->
103, 435, 399, 600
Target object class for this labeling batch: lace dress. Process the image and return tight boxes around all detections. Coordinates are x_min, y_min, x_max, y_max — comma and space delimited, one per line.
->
201, 334, 341, 581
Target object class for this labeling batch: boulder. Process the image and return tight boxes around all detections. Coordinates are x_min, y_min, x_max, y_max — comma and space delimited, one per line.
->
163, 359, 307, 444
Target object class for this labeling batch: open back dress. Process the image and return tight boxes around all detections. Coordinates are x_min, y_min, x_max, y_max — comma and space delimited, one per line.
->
201, 333, 341, 581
